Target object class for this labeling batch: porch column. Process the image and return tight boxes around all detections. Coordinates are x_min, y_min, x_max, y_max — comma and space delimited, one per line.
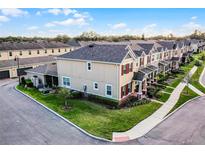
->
138, 81, 142, 94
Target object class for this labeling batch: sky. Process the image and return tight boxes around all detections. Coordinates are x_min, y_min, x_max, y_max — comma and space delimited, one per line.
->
0, 8, 205, 37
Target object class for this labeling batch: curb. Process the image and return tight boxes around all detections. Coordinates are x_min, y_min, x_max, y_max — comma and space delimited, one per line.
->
163, 95, 202, 120
14, 86, 113, 143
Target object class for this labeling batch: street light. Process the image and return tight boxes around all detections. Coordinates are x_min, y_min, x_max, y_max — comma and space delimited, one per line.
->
14, 56, 20, 85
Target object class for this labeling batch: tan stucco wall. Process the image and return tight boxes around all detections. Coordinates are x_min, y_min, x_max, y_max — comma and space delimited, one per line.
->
57, 59, 120, 100
0, 47, 72, 61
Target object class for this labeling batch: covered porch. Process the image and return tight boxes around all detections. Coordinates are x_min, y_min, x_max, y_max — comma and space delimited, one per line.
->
25, 63, 58, 88
171, 57, 181, 70
132, 66, 158, 99
158, 60, 172, 74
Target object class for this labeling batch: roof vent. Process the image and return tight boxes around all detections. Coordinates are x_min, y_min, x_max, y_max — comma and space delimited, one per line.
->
88, 44, 94, 48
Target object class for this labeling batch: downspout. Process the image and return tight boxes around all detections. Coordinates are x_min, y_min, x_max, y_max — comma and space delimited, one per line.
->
116, 64, 119, 101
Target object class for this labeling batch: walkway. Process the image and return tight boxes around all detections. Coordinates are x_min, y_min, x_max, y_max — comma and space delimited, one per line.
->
112, 66, 198, 142
188, 84, 204, 96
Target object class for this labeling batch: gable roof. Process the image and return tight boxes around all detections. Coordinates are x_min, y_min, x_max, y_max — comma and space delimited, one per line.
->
157, 41, 176, 50
137, 43, 155, 54
58, 43, 130, 63
0, 41, 70, 52
26, 63, 57, 76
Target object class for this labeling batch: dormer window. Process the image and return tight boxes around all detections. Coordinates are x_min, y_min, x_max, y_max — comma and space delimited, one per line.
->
87, 62, 92, 71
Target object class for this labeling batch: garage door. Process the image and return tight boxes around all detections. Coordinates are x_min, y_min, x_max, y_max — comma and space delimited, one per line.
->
0, 70, 10, 79
17, 67, 32, 76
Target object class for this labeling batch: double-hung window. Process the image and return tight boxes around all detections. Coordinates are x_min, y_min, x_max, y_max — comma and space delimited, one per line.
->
93, 82, 98, 90
87, 62, 92, 71
105, 84, 112, 97
62, 77, 71, 88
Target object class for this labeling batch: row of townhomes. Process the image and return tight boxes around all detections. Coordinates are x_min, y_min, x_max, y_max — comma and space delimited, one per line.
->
4, 39, 205, 104
0, 40, 81, 79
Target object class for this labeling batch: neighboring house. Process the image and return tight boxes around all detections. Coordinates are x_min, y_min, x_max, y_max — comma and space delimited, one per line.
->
0, 56, 56, 79
0, 40, 80, 79
25, 63, 58, 88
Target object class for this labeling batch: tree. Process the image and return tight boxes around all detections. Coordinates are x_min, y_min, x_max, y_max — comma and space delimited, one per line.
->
58, 88, 72, 109
141, 33, 145, 40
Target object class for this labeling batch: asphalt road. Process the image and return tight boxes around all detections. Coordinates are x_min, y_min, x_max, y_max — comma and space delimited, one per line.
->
0, 79, 109, 145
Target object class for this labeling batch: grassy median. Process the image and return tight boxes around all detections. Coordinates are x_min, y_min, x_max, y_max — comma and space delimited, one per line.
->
17, 85, 161, 140
169, 86, 199, 114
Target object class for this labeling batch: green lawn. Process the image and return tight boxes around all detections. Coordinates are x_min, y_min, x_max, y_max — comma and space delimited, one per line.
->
17, 85, 161, 140
169, 86, 199, 114
156, 91, 170, 102
190, 66, 205, 93
163, 87, 174, 93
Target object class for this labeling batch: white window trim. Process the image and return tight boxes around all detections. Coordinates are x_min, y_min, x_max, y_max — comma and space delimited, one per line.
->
87, 61, 92, 71
105, 84, 112, 98
93, 82, 99, 90
62, 76, 71, 88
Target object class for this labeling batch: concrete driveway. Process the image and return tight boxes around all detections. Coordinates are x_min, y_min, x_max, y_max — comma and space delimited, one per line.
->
0, 79, 108, 145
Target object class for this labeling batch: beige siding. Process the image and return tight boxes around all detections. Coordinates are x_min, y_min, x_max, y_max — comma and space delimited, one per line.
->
57, 59, 120, 100
0, 47, 72, 61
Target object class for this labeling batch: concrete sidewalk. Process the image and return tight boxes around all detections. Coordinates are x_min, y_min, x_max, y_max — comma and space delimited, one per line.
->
188, 84, 204, 96
112, 66, 198, 142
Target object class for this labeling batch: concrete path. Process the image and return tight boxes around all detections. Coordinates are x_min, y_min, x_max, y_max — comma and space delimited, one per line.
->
188, 84, 204, 96
112, 66, 198, 142
199, 67, 205, 88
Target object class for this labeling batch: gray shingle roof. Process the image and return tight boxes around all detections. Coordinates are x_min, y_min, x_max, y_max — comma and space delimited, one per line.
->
137, 43, 154, 54
147, 65, 158, 71
140, 67, 153, 75
0, 56, 55, 68
171, 57, 180, 61
0, 41, 70, 52
26, 63, 57, 76
133, 71, 145, 81
58, 43, 129, 63
157, 41, 176, 50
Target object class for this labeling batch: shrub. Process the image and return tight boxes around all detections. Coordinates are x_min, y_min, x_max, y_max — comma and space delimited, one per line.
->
124, 98, 151, 108
21, 77, 26, 85
70, 90, 83, 99
25, 79, 33, 88
195, 60, 202, 66
147, 87, 160, 98
87, 94, 119, 109
201, 54, 205, 61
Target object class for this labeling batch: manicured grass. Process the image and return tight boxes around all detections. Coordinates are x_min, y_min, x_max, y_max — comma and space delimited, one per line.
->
190, 66, 205, 93
163, 87, 174, 93
169, 86, 199, 114
156, 91, 170, 102
17, 85, 161, 140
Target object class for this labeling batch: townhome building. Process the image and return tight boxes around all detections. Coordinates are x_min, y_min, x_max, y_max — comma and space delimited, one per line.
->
0, 40, 80, 79
25, 39, 203, 104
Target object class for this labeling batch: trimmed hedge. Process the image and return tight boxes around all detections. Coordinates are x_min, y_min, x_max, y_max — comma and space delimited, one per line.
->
87, 94, 119, 109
